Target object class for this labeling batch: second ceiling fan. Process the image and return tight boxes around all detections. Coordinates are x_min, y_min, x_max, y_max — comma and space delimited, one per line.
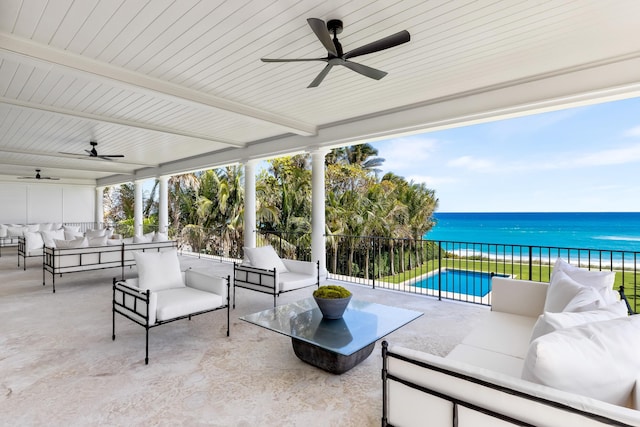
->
60, 141, 124, 161
261, 18, 410, 88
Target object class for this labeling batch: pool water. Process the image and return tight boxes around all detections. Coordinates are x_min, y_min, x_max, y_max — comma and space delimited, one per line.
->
414, 269, 508, 297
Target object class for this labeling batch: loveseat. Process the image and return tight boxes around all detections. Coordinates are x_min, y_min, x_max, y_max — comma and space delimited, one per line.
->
382, 259, 640, 426
44, 239, 177, 293
233, 245, 324, 307
112, 249, 230, 364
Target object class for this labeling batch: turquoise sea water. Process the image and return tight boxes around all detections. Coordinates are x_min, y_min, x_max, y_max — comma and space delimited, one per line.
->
424, 212, 640, 253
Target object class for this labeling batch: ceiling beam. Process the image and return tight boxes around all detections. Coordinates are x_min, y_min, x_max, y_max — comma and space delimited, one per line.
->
0, 96, 245, 148
0, 32, 317, 137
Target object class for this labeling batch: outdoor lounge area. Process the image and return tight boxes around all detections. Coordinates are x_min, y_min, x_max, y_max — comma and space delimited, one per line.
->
0, 245, 486, 425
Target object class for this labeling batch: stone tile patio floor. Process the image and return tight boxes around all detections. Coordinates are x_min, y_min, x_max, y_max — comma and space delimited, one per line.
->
0, 248, 488, 426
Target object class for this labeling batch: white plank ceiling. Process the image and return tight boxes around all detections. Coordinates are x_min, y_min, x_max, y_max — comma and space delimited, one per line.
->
1, 0, 639, 184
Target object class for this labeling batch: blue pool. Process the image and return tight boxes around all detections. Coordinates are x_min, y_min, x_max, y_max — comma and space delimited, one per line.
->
415, 269, 508, 297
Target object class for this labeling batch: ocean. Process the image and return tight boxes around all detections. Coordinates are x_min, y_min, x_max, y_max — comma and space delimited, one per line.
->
424, 212, 640, 253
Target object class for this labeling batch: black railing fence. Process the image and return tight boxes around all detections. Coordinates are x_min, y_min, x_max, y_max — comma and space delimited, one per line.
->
253, 232, 640, 312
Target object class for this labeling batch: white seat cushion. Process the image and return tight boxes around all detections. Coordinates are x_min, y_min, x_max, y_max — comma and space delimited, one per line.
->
447, 343, 524, 377
155, 287, 223, 322
278, 271, 317, 292
461, 312, 537, 359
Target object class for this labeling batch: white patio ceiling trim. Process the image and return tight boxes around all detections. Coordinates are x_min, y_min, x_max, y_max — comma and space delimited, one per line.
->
1, 0, 639, 186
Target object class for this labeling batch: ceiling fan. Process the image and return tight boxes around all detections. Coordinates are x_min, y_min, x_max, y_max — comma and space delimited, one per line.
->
261, 18, 410, 88
18, 169, 60, 180
60, 141, 124, 161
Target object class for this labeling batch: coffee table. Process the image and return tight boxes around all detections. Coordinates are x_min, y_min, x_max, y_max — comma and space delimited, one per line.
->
240, 297, 423, 374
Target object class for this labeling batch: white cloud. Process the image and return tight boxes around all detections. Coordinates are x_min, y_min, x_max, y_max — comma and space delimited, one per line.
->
407, 174, 459, 187
624, 126, 640, 137
374, 136, 439, 172
447, 156, 494, 171
571, 144, 640, 167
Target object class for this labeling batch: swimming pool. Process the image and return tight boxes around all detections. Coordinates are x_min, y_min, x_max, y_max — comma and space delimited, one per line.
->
414, 269, 508, 297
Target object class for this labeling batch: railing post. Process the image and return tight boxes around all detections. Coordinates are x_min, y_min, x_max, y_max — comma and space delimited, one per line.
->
528, 246, 533, 281
438, 241, 442, 301
372, 236, 376, 289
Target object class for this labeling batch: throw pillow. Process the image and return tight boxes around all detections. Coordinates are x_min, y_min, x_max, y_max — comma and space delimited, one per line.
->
133, 249, 184, 291
8, 226, 26, 237
243, 245, 288, 272
543, 270, 584, 312
40, 229, 65, 247
550, 258, 617, 303
87, 235, 108, 247
64, 230, 84, 240
0, 228, 6, 238
24, 231, 44, 251
522, 315, 640, 406
54, 237, 88, 249
62, 225, 80, 233
85, 229, 106, 238
544, 301, 628, 330
561, 285, 604, 312
26, 224, 40, 232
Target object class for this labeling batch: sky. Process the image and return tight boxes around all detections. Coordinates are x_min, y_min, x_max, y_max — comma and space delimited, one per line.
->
370, 97, 640, 213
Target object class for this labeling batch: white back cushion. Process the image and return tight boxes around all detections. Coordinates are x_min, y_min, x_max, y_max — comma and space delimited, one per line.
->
523, 315, 640, 406
133, 249, 184, 291
24, 231, 44, 251
551, 258, 617, 303
87, 235, 108, 247
54, 237, 88, 249
85, 229, 106, 238
41, 229, 65, 247
243, 245, 288, 272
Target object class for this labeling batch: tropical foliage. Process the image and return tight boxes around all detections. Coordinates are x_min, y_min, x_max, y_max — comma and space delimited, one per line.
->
103, 143, 439, 277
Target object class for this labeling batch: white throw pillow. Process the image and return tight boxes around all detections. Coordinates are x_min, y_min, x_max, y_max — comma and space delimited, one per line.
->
85, 229, 106, 238
8, 226, 26, 237
64, 230, 84, 240
87, 235, 108, 247
106, 239, 123, 246
26, 224, 40, 232
243, 245, 288, 272
133, 235, 152, 243
133, 249, 184, 291
62, 225, 80, 233
543, 270, 584, 312
551, 258, 617, 303
24, 231, 44, 251
522, 315, 640, 406
54, 237, 88, 249
545, 301, 628, 330
152, 232, 168, 242
40, 229, 65, 247
38, 223, 53, 231
561, 285, 605, 312
0, 228, 6, 238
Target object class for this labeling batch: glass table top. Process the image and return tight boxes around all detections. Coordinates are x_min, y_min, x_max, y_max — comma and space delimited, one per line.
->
240, 298, 423, 356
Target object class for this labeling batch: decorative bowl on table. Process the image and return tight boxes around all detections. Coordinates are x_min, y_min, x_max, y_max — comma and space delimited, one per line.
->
313, 285, 352, 319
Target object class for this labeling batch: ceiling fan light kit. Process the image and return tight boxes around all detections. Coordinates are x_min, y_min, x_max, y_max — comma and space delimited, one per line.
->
261, 18, 410, 88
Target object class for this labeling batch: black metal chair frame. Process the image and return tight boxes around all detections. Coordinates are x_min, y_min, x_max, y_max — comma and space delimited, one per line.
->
112, 275, 230, 365
233, 260, 320, 308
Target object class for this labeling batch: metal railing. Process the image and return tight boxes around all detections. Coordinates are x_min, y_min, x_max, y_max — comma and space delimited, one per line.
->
254, 232, 640, 312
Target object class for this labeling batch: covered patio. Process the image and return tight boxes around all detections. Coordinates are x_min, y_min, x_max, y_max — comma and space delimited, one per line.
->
0, 250, 486, 425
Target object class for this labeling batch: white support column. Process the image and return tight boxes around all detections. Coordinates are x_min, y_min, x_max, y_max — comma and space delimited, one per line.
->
243, 159, 257, 249
310, 147, 330, 278
158, 175, 170, 234
95, 186, 104, 228
134, 179, 144, 237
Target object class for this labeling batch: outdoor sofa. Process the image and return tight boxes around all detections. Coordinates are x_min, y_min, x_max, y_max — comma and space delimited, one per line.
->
112, 249, 230, 364
43, 239, 177, 293
382, 258, 640, 426
233, 245, 323, 307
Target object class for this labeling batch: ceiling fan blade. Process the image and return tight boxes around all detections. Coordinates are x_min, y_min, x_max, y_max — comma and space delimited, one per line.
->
85, 149, 93, 156
101, 154, 125, 158
341, 61, 388, 80
307, 18, 338, 56
41, 177, 60, 180
308, 64, 333, 88
343, 30, 410, 60
261, 58, 327, 62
